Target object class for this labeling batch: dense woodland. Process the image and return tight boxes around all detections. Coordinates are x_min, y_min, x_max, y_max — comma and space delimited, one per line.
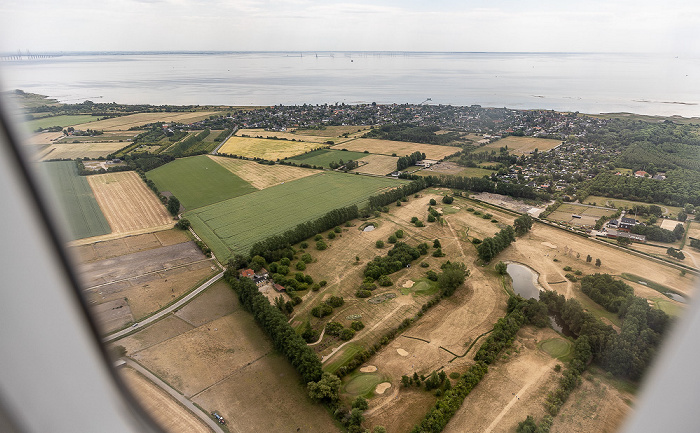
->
363, 124, 462, 145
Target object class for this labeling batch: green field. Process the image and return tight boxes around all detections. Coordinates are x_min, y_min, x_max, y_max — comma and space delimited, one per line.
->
147, 155, 257, 210
342, 371, 385, 397
539, 338, 572, 360
26, 115, 99, 131
43, 161, 111, 240
186, 172, 405, 260
286, 149, 368, 168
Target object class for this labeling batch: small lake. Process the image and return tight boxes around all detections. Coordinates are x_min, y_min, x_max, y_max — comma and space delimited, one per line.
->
666, 292, 687, 303
363, 224, 376, 232
507, 262, 542, 300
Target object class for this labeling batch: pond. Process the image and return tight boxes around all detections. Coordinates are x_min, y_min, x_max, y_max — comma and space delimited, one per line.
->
506, 262, 542, 300
362, 224, 376, 232
507, 262, 575, 337
666, 292, 687, 303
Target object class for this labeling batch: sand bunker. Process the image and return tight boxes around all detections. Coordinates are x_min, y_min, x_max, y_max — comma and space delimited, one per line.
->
397, 349, 409, 357
375, 382, 392, 394
360, 365, 377, 373
374, 382, 391, 394
402, 280, 415, 288
541, 242, 557, 249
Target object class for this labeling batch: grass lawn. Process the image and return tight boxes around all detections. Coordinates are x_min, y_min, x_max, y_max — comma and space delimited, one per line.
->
27, 114, 98, 131
342, 371, 385, 398
482, 136, 562, 155
539, 338, 572, 360
186, 172, 406, 260
43, 161, 111, 240
147, 155, 257, 210
325, 343, 364, 374
287, 149, 367, 168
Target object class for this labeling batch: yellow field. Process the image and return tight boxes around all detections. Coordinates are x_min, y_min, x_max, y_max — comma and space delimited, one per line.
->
39, 141, 127, 160
332, 138, 459, 160
237, 128, 346, 144
353, 154, 399, 175
482, 136, 563, 155
87, 171, 173, 234
218, 135, 319, 160
71, 111, 220, 131
294, 125, 370, 137
208, 155, 318, 189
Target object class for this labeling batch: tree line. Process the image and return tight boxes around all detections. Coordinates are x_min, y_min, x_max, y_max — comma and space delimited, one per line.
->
397, 151, 426, 171
224, 271, 323, 384
587, 171, 700, 206
363, 124, 460, 146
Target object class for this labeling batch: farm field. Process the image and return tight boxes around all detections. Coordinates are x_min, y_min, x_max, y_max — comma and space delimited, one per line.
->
353, 154, 399, 175
185, 172, 405, 260
39, 141, 128, 160
584, 195, 682, 217
71, 111, 220, 131
43, 161, 111, 240
219, 135, 319, 159
418, 161, 495, 178
237, 127, 361, 144
25, 114, 99, 131
287, 148, 367, 168
86, 171, 173, 236
55, 131, 139, 143
208, 155, 318, 189
547, 203, 616, 227
77, 233, 217, 331
332, 138, 460, 160
296, 125, 370, 137
147, 155, 257, 210
115, 280, 341, 433
118, 367, 213, 433
483, 136, 563, 155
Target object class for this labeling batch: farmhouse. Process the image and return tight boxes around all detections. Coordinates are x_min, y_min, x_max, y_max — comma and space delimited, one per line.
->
240, 269, 255, 278
608, 219, 619, 228
619, 217, 638, 230
273, 284, 286, 292
634, 170, 649, 178
415, 159, 438, 168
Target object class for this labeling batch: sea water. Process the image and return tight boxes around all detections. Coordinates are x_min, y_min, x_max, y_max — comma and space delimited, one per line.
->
1, 51, 699, 116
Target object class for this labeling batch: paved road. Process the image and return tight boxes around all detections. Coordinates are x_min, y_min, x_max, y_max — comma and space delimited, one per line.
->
104, 270, 225, 342
210, 126, 237, 155
122, 359, 229, 433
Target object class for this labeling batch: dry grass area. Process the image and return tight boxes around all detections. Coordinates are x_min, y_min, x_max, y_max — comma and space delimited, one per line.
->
443, 327, 561, 433
219, 135, 319, 159
353, 154, 399, 176
483, 136, 563, 155
660, 218, 683, 231
119, 280, 340, 433
71, 112, 220, 131
551, 371, 633, 433
332, 138, 459, 160
208, 155, 318, 189
296, 125, 370, 137
38, 141, 126, 160
71, 229, 190, 263
87, 171, 173, 234
118, 367, 213, 433
26, 131, 63, 146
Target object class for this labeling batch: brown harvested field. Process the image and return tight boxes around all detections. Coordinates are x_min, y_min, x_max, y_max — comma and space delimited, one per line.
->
332, 138, 459, 160
547, 203, 616, 227
443, 327, 562, 433
353, 154, 399, 175
121, 280, 340, 433
660, 218, 683, 231
218, 135, 318, 159
71, 111, 220, 131
551, 369, 633, 433
483, 136, 563, 155
208, 155, 318, 189
87, 171, 173, 235
236, 128, 357, 144
118, 367, 213, 433
27, 131, 63, 146
77, 236, 217, 330
38, 141, 127, 160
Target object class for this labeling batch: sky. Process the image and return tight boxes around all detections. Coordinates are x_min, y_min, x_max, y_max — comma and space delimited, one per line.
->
0, 0, 699, 53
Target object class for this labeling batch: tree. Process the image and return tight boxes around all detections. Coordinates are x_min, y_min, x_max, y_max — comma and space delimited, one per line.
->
166, 196, 180, 216
514, 214, 533, 236
316, 240, 328, 250
586, 254, 592, 263
375, 240, 385, 248
295, 261, 306, 271
617, 237, 631, 246
250, 255, 266, 272
429, 198, 437, 206
678, 211, 688, 222
388, 235, 398, 244
438, 262, 468, 297
352, 396, 369, 411
308, 373, 341, 402
433, 239, 441, 248
595, 258, 601, 267
175, 218, 190, 230
442, 195, 454, 204
495, 261, 507, 275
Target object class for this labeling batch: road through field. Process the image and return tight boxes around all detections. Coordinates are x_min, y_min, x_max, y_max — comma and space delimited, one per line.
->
104, 271, 224, 342
123, 359, 227, 433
